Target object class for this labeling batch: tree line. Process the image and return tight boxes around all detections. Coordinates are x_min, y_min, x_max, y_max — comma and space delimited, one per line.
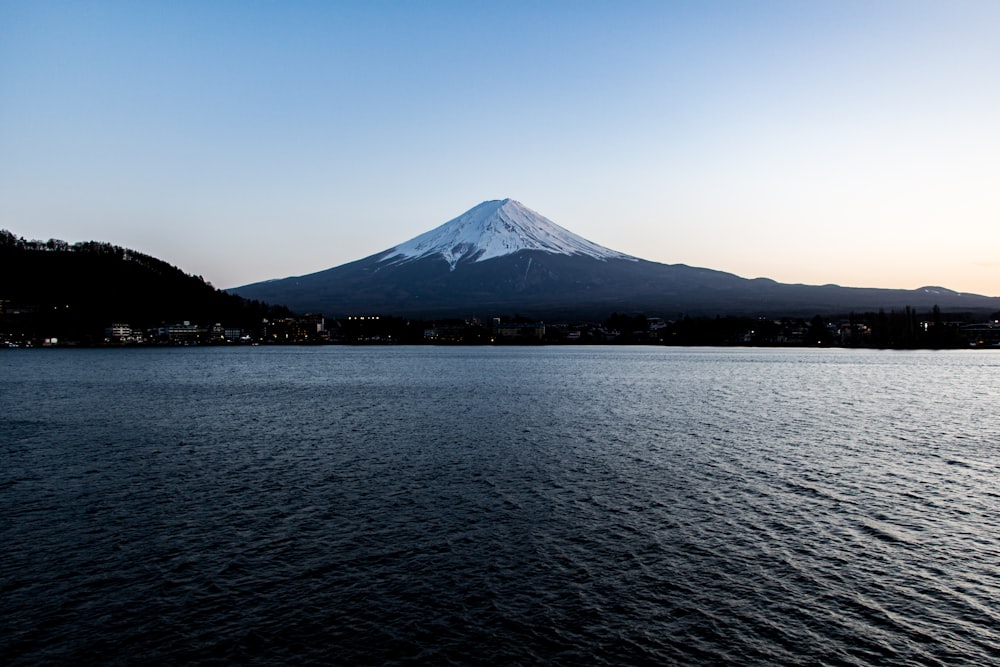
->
1, 230, 290, 344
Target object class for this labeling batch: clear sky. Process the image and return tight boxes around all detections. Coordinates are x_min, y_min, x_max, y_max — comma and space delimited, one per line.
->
2, 1, 999, 295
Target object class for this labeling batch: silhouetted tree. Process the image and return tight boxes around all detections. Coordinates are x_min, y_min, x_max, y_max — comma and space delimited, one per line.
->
806, 315, 830, 346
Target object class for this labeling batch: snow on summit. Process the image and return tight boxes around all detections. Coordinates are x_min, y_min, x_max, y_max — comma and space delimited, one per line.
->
380, 199, 636, 269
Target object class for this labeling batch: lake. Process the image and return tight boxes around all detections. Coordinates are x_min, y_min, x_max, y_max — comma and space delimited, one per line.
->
2, 346, 999, 665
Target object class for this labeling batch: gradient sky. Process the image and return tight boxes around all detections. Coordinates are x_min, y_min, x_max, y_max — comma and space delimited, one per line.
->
2, 1, 999, 295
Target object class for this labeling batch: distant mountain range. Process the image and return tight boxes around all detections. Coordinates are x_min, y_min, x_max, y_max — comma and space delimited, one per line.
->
231, 199, 1000, 318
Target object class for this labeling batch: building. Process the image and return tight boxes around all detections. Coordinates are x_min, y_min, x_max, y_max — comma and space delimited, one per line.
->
962, 322, 1000, 347
263, 315, 328, 343
104, 323, 144, 344
157, 321, 204, 344
491, 318, 545, 341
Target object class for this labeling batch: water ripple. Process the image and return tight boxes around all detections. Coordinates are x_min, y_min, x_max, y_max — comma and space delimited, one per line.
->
2, 347, 999, 665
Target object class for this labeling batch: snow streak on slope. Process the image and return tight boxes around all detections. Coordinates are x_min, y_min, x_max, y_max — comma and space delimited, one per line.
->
380, 199, 637, 270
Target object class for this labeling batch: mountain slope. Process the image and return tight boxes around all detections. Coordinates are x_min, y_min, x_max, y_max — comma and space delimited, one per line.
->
1, 230, 290, 340
382, 199, 635, 268
231, 200, 1000, 318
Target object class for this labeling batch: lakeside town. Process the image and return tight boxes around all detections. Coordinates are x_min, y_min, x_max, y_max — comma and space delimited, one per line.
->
3, 306, 998, 349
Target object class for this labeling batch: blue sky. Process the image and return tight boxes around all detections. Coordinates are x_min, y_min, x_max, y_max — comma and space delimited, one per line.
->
2, 1, 999, 295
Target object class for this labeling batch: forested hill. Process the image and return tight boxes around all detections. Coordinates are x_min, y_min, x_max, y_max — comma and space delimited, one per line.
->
1, 230, 291, 342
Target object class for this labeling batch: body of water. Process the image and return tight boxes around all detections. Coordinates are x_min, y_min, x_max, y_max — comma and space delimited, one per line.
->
2, 346, 999, 665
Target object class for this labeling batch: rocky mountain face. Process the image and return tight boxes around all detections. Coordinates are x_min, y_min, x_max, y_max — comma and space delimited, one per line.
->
231, 200, 1000, 319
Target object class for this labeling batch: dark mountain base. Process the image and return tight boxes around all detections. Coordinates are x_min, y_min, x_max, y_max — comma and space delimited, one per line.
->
234, 250, 1000, 320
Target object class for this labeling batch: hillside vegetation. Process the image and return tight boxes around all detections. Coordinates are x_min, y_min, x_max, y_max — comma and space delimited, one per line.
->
1, 230, 290, 343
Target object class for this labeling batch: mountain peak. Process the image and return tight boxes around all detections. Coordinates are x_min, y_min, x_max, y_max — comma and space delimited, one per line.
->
380, 199, 636, 270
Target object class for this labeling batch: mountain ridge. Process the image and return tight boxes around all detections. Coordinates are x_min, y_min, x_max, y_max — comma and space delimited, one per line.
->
231, 199, 1000, 319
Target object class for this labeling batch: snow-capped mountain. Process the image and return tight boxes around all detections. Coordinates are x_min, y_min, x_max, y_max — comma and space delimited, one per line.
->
380, 198, 635, 269
231, 199, 1000, 318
